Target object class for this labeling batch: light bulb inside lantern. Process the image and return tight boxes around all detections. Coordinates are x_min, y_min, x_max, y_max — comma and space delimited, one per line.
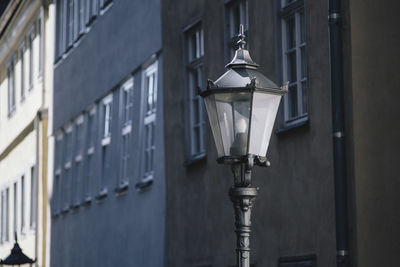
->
235, 118, 247, 134
230, 117, 248, 156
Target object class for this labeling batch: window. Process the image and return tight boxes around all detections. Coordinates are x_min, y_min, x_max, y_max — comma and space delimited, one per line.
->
86, 0, 97, 25
279, 0, 308, 128
55, 0, 65, 59
79, 0, 85, 33
53, 133, 63, 215
72, 116, 84, 207
99, 0, 112, 10
62, 127, 73, 212
225, 0, 249, 61
117, 78, 133, 191
67, 0, 74, 49
21, 176, 25, 231
37, 15, 43, 76
74, 0, 85, 39
98, 94, 113, 198
7, 57, 16, 116
184, 23, 206, 162
28, 30, 34, 90
83, 107, 96, 203
19, 43, 25, 100
1, 188, 9, 242
142, 62, 158, 181
30, 165, 36, 229
13, 183, 17, 235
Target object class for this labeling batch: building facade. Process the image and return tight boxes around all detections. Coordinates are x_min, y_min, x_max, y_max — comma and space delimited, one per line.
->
48, 0, 400, 267
49, 0, 165, 266
162, 0, 400, 266
0, 0, 52, 266
162, 0, 336, 266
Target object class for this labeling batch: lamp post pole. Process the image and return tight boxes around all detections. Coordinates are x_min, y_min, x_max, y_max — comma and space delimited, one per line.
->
230, 160, 258, 267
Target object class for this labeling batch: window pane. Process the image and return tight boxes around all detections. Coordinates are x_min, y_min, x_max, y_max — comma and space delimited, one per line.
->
20, 48, 25, 98
288, 85, 298, 118
286, 16, 296, 49
188, 32, 196, 61
300, 10, 306, 44
101, 146, 108, 191
231, 4, 241, 38
287, 51, 297, 82
30, 165, 36, 228
301, 47, 307, 78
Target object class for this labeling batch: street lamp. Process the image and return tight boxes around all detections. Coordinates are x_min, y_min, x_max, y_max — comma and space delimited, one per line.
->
200, 25, 288, 267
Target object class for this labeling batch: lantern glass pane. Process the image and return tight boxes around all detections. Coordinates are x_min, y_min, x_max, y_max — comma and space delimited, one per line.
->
214, 92, 251, 157
204, 95, 224, 157
248, 92, 282, 156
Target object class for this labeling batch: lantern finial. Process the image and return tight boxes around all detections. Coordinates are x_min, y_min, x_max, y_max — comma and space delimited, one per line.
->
226, 24, 259, 69
238, 24, 246, 49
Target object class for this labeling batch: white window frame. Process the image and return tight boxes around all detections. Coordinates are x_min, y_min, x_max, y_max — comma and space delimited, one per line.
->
118, 78, 133, 190
102, 94, 113, 140
99, 94, 113, 197
141, 61, 158, 181
280, 0, 308, 127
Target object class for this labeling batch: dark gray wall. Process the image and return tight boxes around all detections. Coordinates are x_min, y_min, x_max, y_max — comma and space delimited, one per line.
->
346, 0, 400, 266
162, 0, 336, 266
51, 1, 166, 267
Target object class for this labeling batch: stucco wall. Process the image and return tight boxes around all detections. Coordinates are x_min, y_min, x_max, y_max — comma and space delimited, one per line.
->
162, 0, 336, 266
50, 1, 166, 266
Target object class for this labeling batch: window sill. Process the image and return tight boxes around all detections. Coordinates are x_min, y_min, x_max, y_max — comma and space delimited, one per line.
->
70, 202, 80, 210
135, 177, 153, 191
82, 197, 92, 206
100, 1, 114, 16
96, 189, 108, 200
184, 152, 206, 166
115, 181, 129, 195
61, 207, 69, 214
275, 116, 309, 134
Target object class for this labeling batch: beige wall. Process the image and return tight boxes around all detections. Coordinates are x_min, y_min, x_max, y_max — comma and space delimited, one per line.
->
0, 1, 51, 266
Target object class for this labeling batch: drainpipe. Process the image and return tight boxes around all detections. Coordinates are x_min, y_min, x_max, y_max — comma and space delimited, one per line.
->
328, 0, 349, 266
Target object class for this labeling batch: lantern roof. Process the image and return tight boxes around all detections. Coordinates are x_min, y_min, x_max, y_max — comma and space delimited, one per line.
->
1, 233, 36, 265
209, 25, 283, 92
